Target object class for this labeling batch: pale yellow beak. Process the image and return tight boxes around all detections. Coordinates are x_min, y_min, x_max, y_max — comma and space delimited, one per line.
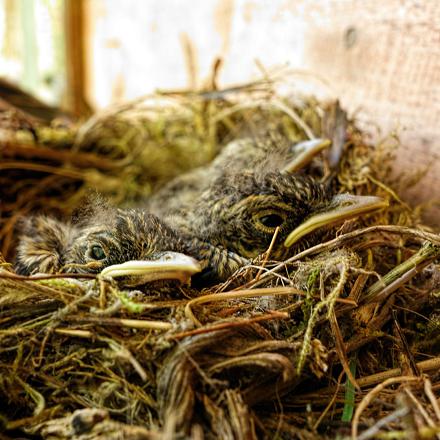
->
282, 139, 332, 173
284, 194, 389, 248
100, 252, 201, 286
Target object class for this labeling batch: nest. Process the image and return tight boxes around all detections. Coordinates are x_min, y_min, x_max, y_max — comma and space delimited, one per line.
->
0, 78, 439, 440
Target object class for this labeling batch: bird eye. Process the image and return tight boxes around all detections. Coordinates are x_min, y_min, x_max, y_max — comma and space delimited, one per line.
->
258, 214, 284, 228
90, 244, 106, 260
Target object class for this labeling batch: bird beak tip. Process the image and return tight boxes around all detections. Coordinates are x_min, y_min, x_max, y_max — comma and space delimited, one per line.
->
283, 138, 332, 173
100, 252, 202, 285
284, 194, 389, 248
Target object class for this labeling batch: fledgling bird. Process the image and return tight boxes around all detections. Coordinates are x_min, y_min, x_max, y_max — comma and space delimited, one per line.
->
148, 136, 330, 217
14, 207, 246, 285
147, 136, 386, 262
164, 170, 385, 261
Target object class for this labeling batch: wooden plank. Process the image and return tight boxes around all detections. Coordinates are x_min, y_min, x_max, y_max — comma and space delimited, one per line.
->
297, 0, 440, 222
64, 0, 91, 117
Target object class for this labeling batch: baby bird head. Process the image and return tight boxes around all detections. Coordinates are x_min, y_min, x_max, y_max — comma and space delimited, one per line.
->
189, 171, 330, 260
187, 170, 387, 261
15, 208, 201, 284
66, 209, 186, 273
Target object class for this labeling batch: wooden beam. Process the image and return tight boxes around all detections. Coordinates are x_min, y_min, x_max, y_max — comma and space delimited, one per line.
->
64, 0, 92, 117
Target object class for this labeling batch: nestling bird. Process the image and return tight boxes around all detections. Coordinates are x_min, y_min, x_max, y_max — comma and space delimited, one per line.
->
148, 136, 386, 262
148, 136, 331, 217
14, 206, 246, 285
163, 170, 385, 261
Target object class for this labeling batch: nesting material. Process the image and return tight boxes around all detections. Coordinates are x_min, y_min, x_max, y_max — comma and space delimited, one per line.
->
0, 79, 439, 439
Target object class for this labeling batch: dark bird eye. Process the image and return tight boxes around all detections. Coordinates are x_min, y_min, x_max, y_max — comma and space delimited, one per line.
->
90, 245, 106, 260
259, 214, 284, 228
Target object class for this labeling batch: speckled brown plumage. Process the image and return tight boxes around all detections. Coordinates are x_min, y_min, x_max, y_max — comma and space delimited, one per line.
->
165, 170, 330, 261
148, 135, 294, 215
15, 208, 246, 283
15, 215, 79, 275
146, 136, 330, 260
15, 209, 184, 275
147, 135, 383, 263
148, 135, 328, 216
